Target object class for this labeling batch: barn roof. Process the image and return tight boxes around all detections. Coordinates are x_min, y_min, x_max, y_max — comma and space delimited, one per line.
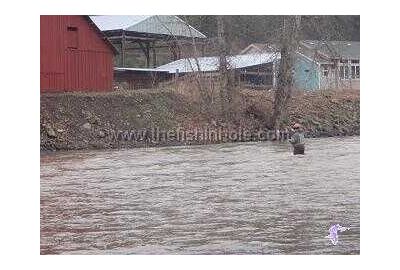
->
156, 53, 280, 73
84, 16, 119, 54
89, 15, 206, 38
300, 40, 360, 59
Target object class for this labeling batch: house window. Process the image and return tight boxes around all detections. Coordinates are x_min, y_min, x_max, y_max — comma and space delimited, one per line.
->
350, 59, 360, 79
67, 26, 78, 49
339, 66, 350, 79
355, 66, 360, 78
321, 64, 329, 77
344, 66, 350, 79
351, 66, 356, 79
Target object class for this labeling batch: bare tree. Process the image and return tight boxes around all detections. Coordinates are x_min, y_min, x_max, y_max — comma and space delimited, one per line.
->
155, 15, 214, 111
217, 16, 235, 120
272, 15, 301, 129
182, 16, 213, 106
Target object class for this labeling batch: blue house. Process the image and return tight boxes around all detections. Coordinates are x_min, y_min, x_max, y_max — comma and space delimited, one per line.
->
293, 52, 320, 91
294, 40, 360, 91
241, 40, 360, 91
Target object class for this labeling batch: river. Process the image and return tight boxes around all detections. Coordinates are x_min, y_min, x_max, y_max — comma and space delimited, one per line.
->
40, 136, 360, 254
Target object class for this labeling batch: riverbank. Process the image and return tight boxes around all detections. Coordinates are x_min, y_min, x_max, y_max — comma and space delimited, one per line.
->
40, 88, 359, 151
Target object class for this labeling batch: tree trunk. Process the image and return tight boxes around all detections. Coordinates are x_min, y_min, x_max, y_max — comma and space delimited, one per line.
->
217, 16, 234, 120
272, 15, 301, 129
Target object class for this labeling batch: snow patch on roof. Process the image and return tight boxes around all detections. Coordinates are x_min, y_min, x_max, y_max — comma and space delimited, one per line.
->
156, 53, 280, 73
89, 15, 151, 31
114, 67, 170, 72
89, 15, 206, 38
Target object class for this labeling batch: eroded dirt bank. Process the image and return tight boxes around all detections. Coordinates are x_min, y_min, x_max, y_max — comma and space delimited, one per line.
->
40, 89, 359, 151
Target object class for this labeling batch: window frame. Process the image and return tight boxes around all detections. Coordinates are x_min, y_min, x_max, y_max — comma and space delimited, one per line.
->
321, 64, 330, 77
350, 59, 360, 79
338, 59, 360, 80
66, 26, 79, 49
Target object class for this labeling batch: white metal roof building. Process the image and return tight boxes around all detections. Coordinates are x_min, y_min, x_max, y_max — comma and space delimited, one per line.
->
156, 53, 280, 73
89, 15, 206, 38
114, 67, 169, 72
89, 15, 207, 68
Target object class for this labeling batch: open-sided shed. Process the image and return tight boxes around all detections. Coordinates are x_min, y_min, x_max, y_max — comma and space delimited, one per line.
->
113, 67, 171, 90
90, 15, 207, 68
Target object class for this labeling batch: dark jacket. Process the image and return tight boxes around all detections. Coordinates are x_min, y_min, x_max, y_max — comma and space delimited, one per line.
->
289, 131, 305, 146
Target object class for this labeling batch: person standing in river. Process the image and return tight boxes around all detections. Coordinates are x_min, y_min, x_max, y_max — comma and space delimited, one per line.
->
289, 123, 305, 155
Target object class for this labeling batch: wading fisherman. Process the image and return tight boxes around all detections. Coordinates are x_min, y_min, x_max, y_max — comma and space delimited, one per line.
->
289, 123, 305, 155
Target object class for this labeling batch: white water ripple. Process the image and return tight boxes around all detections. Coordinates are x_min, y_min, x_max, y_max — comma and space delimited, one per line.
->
41, 136, 360, 254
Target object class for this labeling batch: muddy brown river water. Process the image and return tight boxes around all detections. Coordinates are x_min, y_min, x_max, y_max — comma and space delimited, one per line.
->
40, 136, 360, 254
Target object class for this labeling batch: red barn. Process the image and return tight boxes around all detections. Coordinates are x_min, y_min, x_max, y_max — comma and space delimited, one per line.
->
40, 15, 118, 93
